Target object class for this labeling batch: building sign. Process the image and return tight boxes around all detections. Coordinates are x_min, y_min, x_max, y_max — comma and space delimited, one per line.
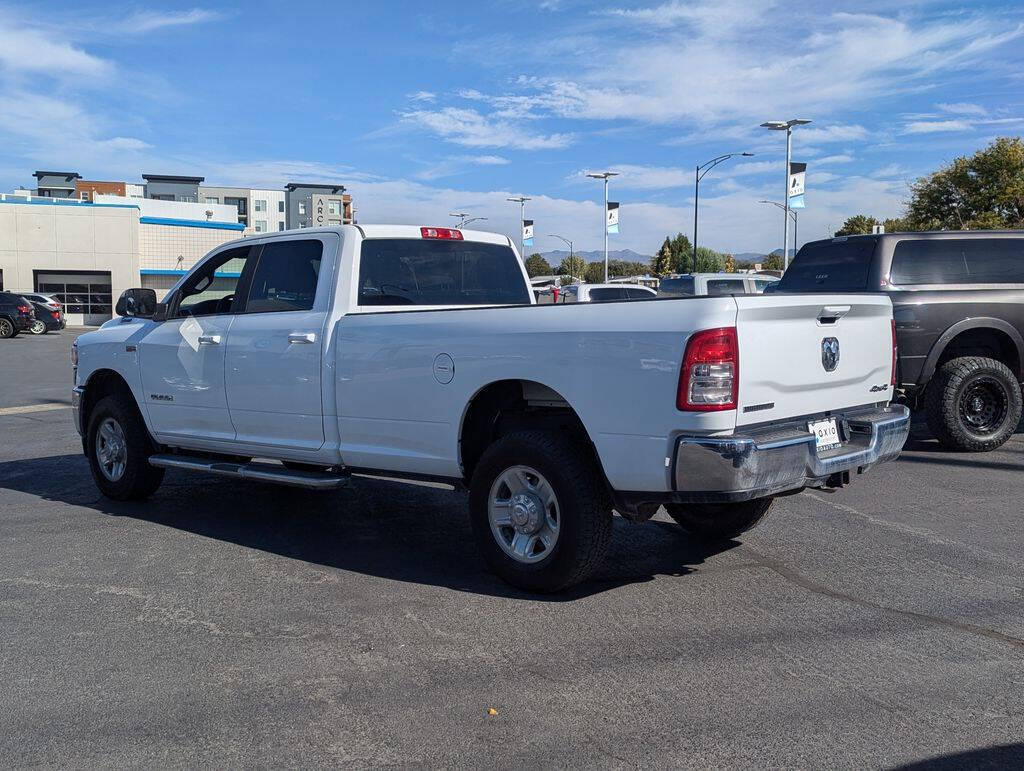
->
522, 219, 534, 246
606, 201, 619, 234
312, 195, 329, 227
788, 162, 806, 209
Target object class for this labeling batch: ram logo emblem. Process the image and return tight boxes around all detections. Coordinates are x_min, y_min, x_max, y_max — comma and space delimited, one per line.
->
821, 337, 840, 372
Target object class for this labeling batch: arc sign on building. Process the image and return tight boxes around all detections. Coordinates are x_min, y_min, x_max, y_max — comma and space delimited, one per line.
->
312, 195, 329, 228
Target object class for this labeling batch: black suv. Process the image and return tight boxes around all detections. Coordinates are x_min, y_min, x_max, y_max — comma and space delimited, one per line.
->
776, 231, 1024, 452
0, 291, 35, 338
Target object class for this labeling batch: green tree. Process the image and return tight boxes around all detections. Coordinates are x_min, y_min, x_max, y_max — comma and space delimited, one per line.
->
583, 261, 606, 283
651, 242, 673, 275
761, 254, 783, 271
906, 136, 1024, 230
556, 254, 585, 279
524, 253, 552, 278
835, 214, 880, 236
693, 246, 725, 273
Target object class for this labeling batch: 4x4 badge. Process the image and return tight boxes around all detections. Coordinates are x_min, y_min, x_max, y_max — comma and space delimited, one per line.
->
821, 337, 840, 372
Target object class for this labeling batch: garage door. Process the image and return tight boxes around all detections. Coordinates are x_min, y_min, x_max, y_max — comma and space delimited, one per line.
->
36, 271, 112, 326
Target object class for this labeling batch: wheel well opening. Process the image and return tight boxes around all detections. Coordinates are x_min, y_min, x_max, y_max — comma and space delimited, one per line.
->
81, 370, 137, 433
938, 328, 1021, 379
459, 379, 599, 483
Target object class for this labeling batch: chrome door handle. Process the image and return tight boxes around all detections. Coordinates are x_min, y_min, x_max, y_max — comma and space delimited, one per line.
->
198, 334, 221, 345
288, 332, 316, 344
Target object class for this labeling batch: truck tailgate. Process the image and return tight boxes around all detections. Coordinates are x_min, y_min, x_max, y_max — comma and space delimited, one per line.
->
734, 293, 893, 426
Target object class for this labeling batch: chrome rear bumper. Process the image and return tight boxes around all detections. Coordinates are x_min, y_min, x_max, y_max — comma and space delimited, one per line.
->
673, 405, 910, 502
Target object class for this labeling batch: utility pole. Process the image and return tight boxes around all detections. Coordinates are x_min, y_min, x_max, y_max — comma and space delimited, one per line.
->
586, 172, 618, 282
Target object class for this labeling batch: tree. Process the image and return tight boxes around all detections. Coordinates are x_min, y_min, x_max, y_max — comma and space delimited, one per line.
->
906, 136, 1024, 230
724, 254, 736, 273
693, 246, 725, 273
556, 254, 585, 279
761, 254, 783, 271
651, 242, 673, 275
835, 214, 880, 236
668, 233, 693, 273
524, 253, 552, 278
584, 262, 606, 283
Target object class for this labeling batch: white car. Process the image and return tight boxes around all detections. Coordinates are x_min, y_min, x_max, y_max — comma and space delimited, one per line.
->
72, 225, 909, 592
539, 283, 657, 303
659, 273, 779, 297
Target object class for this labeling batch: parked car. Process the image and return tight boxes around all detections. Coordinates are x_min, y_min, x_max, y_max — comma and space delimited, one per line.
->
0, 292, 35, 338
539, 283, 657, 303
18, 292, 63, 313
659, 273, 778, 297
72, 225, 908, 592
25, 298, 66, 334
775, 231, 1024, 451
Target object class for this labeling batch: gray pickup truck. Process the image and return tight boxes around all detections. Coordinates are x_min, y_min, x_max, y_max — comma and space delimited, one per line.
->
776, 231, 1024, 451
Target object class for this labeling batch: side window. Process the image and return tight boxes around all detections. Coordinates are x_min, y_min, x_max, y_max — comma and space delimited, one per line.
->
624, 287, 654, 300
893, 239, 1024, 284
588, 288, 624, 302
244, 239, 323, 313
752, 279, 772, 292
175, 246, 252, 318
707, 279, 743, 296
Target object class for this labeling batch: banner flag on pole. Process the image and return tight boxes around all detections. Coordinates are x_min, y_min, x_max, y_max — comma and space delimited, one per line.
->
606, 201, 619, 234
522, 219, 534, 246
788, 162, 806, 209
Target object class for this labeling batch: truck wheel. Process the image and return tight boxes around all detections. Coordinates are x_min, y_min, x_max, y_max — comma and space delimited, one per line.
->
86, 395, 165, 500
29, 320, 47, 335
924, 356, 1022, 452
469, 431, 613, 593
665, 498, 773, 542
0, 318, 15, 338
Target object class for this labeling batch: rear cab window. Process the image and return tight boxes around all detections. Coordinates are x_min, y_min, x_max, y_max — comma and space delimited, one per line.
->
777, 239, 876, 292
659, 277, 695, 296
357, 239, 530, 307
706, 278, 747, 296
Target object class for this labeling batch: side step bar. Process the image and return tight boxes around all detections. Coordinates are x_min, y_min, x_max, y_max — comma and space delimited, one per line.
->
148, 454, 350, 490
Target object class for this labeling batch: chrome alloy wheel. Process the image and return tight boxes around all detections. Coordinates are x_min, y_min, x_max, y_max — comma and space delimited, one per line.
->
488, 465, 560, 564
30, 320, 46, 334
95, 417, 127, 482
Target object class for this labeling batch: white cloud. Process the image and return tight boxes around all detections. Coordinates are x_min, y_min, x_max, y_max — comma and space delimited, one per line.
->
937, 102, 987, 116
569, 164, 691, 190
114, 8, 224, 34
795, 125, 869, 143
902, 119, 973, 134
408, 91, 437, 103
402, 107, 573, 150
0, 19, 112, 77
814, 154, 855, 165
413, 155, 511, 181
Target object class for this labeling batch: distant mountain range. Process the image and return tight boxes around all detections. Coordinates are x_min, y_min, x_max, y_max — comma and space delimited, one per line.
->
533, 248, 651, 265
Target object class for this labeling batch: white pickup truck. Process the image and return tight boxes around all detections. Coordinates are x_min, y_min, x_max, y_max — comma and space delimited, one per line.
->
72, 225, 910, 591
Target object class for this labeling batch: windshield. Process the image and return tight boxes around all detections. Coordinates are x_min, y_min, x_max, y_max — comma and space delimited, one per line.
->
659, 277, 695, 296
358, 239, 530, 306
777, 240, 876, 292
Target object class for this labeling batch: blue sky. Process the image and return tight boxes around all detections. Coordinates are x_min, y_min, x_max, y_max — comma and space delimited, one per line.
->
1, 1, 1023, 255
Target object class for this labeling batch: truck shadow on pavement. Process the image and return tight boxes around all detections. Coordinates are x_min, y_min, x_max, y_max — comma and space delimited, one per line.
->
0, 454, 736, 601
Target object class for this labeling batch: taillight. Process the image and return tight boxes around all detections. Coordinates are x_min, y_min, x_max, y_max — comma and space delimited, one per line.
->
677, 327, 739, 411
51, 311, 60, 320
17, 304, 31, 313
890, 319, 898, 387
420, 227, 463, 240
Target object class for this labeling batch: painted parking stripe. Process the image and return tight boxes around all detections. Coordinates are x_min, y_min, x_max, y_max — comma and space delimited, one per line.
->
0, 403, 70, 416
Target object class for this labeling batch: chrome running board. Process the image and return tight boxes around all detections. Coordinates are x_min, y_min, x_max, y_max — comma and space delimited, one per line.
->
148, 454, 349, 490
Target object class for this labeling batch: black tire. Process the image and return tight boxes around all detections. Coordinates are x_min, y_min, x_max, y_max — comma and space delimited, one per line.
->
86, 394, 165, 500
924, 356, 1022, 452
469, 430, 613, 593
29, 320, 47, 335
0, 317, 15, 338
665, 498, 774, 542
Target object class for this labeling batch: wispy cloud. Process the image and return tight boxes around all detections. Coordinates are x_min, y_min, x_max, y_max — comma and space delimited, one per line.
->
113, 8, 224, 34
402, 107, 573, 150
937, 102, 987, 116
902, 119, 973, 134
0, 18, 112, 77
408, 90, 437, 103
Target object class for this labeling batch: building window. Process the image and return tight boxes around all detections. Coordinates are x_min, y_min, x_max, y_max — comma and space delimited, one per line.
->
329, 219, 342, 226
278, 200, 285, 213
278, 222, 285, 231
254, 220, 268, 232
298, 201, 307, 215
205, 196, 220, 204
254, 199, 267, 212
328, 200, 341, 216
80, 191, 90, 201
178, 195, 197, 203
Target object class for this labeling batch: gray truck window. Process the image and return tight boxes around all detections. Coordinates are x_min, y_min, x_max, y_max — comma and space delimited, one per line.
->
175, 246, 253, 318
707, 278, 745, 296
890, 239, 1024, 285
588, 287, 624, 302
245, 239, 323, 313
659, 277, 694, 296
777, 240, 875, 292
624, 287, 654, 300
358, 239, 530, 306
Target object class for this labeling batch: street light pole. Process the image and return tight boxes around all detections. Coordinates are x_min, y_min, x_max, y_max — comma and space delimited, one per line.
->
586, 171, 618, 282
759, 118, 811, 270
758, 200, 798, 258
547, 234, 575, 279
693, 152, 753, 273
506, 196, 531, 257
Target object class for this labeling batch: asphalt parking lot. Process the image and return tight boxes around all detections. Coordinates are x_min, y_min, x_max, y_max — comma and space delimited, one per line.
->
1, 329, 1022, 768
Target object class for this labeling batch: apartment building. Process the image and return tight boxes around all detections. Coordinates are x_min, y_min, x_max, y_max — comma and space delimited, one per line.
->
284, 183, 353, 229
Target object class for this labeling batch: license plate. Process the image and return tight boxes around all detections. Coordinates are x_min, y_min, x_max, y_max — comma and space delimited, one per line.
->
808, 418, 841, 451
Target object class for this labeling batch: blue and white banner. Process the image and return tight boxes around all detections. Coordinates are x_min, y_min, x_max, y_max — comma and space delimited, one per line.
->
789, 162, 806, 209
606, 201, 619, 234
522, 219, 534, 246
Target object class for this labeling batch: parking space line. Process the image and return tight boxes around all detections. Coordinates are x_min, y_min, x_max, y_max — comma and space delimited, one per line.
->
0, 403, 70, 417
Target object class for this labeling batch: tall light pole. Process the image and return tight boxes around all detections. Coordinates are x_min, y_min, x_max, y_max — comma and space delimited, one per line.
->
506, 196, 531, 256
547, 233, 576, 280
586, 171, 618, 282
693, 152, 753, 273
760, 118, 811, 270
758, 200, 798, 259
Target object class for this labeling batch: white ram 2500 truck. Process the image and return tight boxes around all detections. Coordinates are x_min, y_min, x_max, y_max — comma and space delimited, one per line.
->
72, 225, 910, 592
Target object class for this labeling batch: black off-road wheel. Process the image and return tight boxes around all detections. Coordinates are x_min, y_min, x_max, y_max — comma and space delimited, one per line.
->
86, 395, 165, 500
665, 498, 774, 542
469, 431, 613, 593
925, 356, 1022, 452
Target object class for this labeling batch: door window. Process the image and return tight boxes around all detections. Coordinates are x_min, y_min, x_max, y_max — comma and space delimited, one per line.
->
624, 287, 654, 300
244, 239, 323, 313
175, 246, 253, 318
